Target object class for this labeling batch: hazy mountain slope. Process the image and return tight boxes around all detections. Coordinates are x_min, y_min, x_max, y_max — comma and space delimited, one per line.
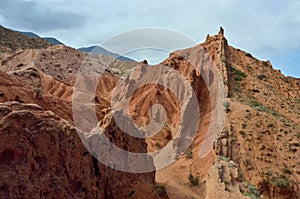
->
43, 37, 64, 45
19, 31, 64, 45
18, 31, 40, 38
78, 45, 135, 61
0, 26, 51, 54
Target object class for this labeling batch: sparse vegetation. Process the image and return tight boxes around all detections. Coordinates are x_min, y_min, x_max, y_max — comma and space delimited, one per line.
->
283, 165, 292, 175
33, 82, 43, 98
294, 98, 300, 104
242, 123, 247, 129
155, 142, 161, 149
231, 136, 237, 144
188, 174, 199, 186
220, 156, 230, 162
223, 101, 230, 108
245, 53, 253, 58
257, 74, 267, 80
229, 64, 247, 82
223, 101, 231, 112
249, 99, 280, 117
270, 174, 291, 189
233, 68, 247, 78
154, 184, 167, 197
239, 130, 246, 138
185, 149, 193, 159
245, 158, 253, 170
234, 76, 243, 81
244, 184, 261, 199
265, 170, 272, 177
249, 99, 261, 107
29, 70, 39, 78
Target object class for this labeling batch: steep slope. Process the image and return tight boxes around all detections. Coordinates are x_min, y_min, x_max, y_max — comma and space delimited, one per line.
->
0, 101, 157, 199
220, 32, 300, 198
155, 28, 300, 199
0, 70, 73, 122
0, 26, 51, 54
0, 30, 159, 198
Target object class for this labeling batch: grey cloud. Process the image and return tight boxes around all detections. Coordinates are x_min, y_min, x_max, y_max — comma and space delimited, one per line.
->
0, 0, 85, 32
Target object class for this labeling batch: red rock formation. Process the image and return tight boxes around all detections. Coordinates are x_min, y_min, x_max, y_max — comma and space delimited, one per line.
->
0, 101, 157, 199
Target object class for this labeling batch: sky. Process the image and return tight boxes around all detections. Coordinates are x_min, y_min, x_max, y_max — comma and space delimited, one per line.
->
0, 0, 299, 77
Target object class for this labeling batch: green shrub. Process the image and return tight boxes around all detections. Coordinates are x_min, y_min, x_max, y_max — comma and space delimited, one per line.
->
249, 100, 261, 107
294, 98, 300, 104
188, 174, 199, 186
220, 156, 230, 162
270, 174, 291, 189
185, 149, 193, 159
266, 170, 272, 176
283, 164, 292, 174
223, 101, 230, 108
154, 184, 167, 196
234, 76, 243, 81
155, 142, 161, 149
248, 184, 260, 199
245, 158, 252, 167
257, 74, 267, 80
234, 69, 247, 78
230, 66, 247, 81
33, 83, 43, 99
239, 130, 246, 138
249, 99, 280, 117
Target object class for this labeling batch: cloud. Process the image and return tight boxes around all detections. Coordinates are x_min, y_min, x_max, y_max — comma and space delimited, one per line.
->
0, 0, 85, 32
0, 0, 299, 76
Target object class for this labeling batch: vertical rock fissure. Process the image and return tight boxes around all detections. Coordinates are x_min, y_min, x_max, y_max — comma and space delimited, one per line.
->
92, 156, 100, 176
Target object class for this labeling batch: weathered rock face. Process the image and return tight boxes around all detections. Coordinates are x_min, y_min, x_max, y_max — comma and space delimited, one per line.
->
0, 102, 157, 199
156, 28, 300, 199
1, 25, 300, 199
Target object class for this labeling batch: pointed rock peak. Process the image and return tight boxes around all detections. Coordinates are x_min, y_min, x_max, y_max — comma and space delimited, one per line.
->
142, 60, 148, 65
138, 59, 148, 67
218, 27, 224, 37
205, 27, 226, 42
206, 34, 210, 41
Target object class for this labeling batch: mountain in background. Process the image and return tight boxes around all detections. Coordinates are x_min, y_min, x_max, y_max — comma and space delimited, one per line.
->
42, 37, 64, 45
18, 31, 40, 38
0, 25, 51, 54
19, 31, 64, 45
78, 45, 135, 61
17, 28, 134, 61
1, 25, 135, 62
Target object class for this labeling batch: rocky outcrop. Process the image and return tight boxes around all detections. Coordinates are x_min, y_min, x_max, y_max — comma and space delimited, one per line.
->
0, 102, 157, 199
